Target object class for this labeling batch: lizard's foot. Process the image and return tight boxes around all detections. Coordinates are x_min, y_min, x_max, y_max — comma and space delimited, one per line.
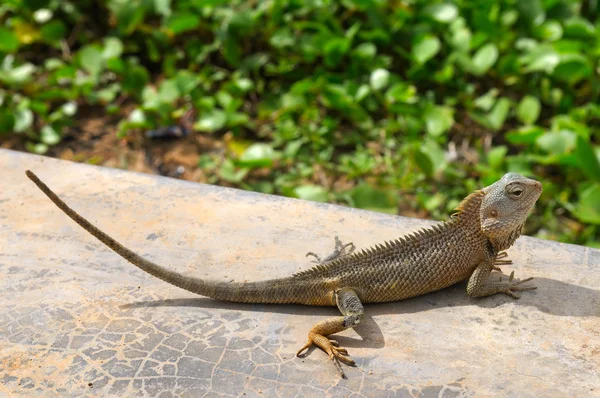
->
493, 251, 512, 272
502, 271, 536, 299
306, 236, 355, 265
296, 333, 355, 378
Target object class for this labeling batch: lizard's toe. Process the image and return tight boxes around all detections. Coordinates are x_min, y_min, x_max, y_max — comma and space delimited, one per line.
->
494, 251, 512, 268
296, 332, 356, 378
296, 342, 312, 357
505, 275, 536, 298
330, 348, 355, 366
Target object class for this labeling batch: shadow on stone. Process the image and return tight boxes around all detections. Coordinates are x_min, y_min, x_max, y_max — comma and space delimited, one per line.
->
121, 276, 599, 319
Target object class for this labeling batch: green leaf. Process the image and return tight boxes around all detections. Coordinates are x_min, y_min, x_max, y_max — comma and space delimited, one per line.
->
216, 91, 234, 111
421, 140, 446, 171
166, 13, 200, 34
423, 105, 454, 136
173, 70, 199, 93
33, 9, 53, 23
324, 37, 351, 67
129, 109, 146, 123
0, 108, 15, 133
487, 146, 508, 169
112, 1, 147, 34
158, 79, 179, 103
228, 10, 256, 36
348, 184, 398, 214
282, 93, 306, 110
413, 35, 441, 64
0, 63, 36, 85
474, 89, 499, 111
572, 184, 600, 224
563, 17, 595, 38
122, 65, 149, 94
293, 185, 329, 203
270, 28, 295, 49
14, 108, 33, 132
415, 149, 434, 176
219, 159, 248, 183
221, 35, 242, 67
423, 3, 458, 23
471, 43, 498, 75
25, 142, 48, 154
370, 68, 390, 91
487, 98, 511, 131
506, 126, 545, 145
232, 77, 252, 92
194, 109, 227, 132
536, 20, 563, 41
575, 136, 600, 182
226, 112, 250, 128
355, 84, 370, 102
153, 0, 171, 16
353, 42, 377, 59
0, 28, 19, 52
61, 101, 77, 116
141, 86, 159, 109
385, 82, 417, 104
523, 46, 559, 73
536, 130, 577, 155
237, 143, 275, 168
40, 125, 61, 145
102, 37, 124, 59
553, 55, 592, 86
40, 20, 66, 43
517, 0, 545, 26
517, 96, 541, 125
79, 45, 104, 75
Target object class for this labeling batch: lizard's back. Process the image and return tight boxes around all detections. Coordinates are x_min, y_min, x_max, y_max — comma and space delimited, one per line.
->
293, 190, 489, 305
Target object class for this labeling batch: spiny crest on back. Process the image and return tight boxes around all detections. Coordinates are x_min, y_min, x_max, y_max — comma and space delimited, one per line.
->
292, 222, 458, 278
292, 189, 487, 279
292, 262, 332, 278
450, 189, 485, 221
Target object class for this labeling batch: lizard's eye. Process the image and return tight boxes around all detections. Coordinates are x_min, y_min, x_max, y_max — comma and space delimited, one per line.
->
506, 183, 525, 199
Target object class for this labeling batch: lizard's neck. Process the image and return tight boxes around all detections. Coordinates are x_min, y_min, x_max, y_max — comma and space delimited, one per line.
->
488, 224, 523, 252
455, 189, 523, 252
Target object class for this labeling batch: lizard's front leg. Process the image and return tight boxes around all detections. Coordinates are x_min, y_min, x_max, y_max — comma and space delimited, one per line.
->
467, 260, 536, 299
296, 287, 363, 378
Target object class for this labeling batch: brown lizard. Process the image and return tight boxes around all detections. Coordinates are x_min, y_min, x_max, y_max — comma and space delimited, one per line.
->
25, 170, 542, 377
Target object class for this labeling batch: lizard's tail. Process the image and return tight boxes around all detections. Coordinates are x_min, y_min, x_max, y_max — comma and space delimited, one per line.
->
25, 170, 308, 305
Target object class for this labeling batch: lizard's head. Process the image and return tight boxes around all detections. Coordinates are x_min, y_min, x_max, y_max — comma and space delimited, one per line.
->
480, 172, 542, 251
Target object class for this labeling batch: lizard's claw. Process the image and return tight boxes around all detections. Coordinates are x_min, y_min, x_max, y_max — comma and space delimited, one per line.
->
504, 271, 536, 299
296, 333, 355, 378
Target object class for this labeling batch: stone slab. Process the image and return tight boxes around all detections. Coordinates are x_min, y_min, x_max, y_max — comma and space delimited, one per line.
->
0, 148, 599, 397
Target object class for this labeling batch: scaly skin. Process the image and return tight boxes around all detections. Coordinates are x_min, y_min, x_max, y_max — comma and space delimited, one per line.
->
25, 171, 542, 377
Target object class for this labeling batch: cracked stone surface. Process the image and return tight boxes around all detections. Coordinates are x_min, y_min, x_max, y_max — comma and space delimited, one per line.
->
1, 148, 599, 397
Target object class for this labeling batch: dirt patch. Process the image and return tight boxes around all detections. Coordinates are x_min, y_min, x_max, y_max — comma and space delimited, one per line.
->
1, 106, 223, 183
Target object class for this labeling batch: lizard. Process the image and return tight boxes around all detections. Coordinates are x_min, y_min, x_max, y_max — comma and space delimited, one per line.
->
25, 170, 542, 377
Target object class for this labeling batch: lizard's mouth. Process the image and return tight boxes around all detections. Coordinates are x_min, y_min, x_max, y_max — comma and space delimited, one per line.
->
520, 183, 542, 209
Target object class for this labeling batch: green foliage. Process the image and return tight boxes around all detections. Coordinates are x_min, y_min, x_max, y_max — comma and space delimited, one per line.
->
1, 0, 599, 246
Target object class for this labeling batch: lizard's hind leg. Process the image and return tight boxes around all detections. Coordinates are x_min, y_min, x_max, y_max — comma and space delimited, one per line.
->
306, 236, 355, 264
296, 287, 363, 378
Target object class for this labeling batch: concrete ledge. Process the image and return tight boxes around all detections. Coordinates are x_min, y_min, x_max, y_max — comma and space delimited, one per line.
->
1, 148, 599, 397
